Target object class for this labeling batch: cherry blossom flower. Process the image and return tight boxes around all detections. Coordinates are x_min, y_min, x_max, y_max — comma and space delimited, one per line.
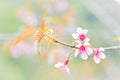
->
72, 28, 90, 43
93, 48, 106, 64
55, 60, 70, 73
75, 43, 93, 60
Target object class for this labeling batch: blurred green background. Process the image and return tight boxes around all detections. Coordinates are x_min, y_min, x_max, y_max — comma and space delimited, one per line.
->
0, 0, 120, 80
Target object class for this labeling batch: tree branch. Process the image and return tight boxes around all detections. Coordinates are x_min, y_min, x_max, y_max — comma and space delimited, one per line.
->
104, 46, 120, 50
46, 34, 78, 49
46, 34, 120, 51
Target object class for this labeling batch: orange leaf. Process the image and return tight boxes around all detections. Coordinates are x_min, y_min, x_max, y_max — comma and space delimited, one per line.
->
40, 19, 45, 30
38, 9, 46, 31
13, 25, 36, 46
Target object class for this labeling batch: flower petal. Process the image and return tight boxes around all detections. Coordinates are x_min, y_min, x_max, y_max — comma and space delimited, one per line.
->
82, 29, 88, 35
72, 33, 79, 39
86, 47, 93, 55
55, 62, 70, 73
84, 42, 90, 46
94, 56, 100, 64
64, 66, 70, 73
77, 28, 82, 34
85, 38, 90, 42
80, 52, 88, 60
100, 52, 106, 59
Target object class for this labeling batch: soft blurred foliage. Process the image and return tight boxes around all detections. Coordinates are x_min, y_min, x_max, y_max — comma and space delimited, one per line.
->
0, 0, 120, 80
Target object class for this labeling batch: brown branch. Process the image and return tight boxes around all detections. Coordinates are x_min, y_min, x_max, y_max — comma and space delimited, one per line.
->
104, 46, 120, 50
46, 34, 120, 51
46, 34, 78, 49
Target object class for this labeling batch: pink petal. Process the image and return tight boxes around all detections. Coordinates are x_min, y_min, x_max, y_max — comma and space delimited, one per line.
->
55, 62, 70, 73
77, 28, 82, 34
72, 33, 79, 39
85, 38, 90, 42
81, 52, 88, 60
64, 66, 70, 73
82, 29, 88, 35
86, 47, 93, 55
99, 52, 106, 59
94, 56, 100, 64
84, 42, 90, 46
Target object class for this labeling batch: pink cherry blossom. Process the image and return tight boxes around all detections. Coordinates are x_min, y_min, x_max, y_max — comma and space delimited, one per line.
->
55, 60, 70, 73
72, 28, 90, 43
75, 43, 93, 60
93, 48, 106, 64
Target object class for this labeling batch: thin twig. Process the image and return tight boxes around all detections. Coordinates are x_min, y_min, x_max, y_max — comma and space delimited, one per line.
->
104, 46, 120, 50
46, 34, 120, 51
46, 34, 78, 49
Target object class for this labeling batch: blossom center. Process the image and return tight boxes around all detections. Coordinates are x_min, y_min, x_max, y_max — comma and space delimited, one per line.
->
79, 45, 86, 51
79, 34, 86, 41
94, 50, 100, 56
64, 60, 69, 65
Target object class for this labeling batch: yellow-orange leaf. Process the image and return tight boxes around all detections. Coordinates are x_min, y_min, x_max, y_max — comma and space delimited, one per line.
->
37, 49, 42, 65
13, 26, 36, 46
38, 18, 45, 31
35, 30, 45, 42
43, 9, 46, 18
38, 9, 47, 31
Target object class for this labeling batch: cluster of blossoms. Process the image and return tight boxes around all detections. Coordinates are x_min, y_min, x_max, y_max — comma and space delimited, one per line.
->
72, 28, 106, 63
11, 9, 107, 73
55, 27, 106, 73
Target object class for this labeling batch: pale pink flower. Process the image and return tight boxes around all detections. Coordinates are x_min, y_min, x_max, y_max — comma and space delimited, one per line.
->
93, 48, 106, 64
72, 28, 89, 43
55, 60, 70, 73
17, 7, 38, 27
10, 41, 35, 58
75, 43, 93, 60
